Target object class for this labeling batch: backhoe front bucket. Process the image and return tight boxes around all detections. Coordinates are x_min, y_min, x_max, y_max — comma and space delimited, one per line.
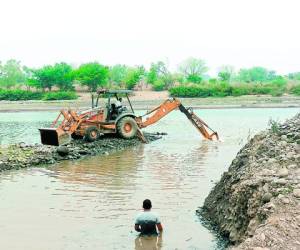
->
39, 128, 71, 146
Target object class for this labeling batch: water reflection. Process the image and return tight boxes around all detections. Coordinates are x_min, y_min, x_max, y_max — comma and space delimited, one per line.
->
49, 145, 145, 188
140, 141, 215, 190
135, 235, 163, 250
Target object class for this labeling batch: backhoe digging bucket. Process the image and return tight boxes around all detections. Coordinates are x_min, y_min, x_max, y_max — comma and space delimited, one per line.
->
39, 128, 71, 146
178, 104, 219, 141
208, 131, 219, 140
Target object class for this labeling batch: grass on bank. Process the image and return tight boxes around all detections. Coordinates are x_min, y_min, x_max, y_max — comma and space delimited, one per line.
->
0, 89, 78, 101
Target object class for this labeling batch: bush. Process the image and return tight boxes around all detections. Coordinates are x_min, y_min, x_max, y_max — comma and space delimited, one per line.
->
0, 89, 43, 101
169, 83, 233, 97
0, 89, 78, 101
232, 84, 271, 96
268, 118, 280, 134
152, 79, 166, 91
187, 74, 202, 84
231, 85, 253, 96
271, 77, 287, 86
232, 83, 286, 97
290, 85, 300, 95
169, 82, 286, 98
42, 91, 78, 100
269, 88, 284, 97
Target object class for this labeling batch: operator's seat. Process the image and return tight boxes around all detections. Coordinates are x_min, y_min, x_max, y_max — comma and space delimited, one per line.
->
110, 103, 119, 120
104, 103, 117, 121
103, 105, 109, 121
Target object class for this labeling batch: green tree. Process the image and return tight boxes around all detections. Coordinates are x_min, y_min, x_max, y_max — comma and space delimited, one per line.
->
238, 67, 270, 83
109, 64, 128, 85
147, 61, 168, 84
152, 79, 166, 91
178, 57, 208, 84
124, 66, 145, 89
218, 65, 234, 82
186, 74, 202, 83
249, 67, 268, 82
172, 73, 185, 84
288, 72, 300, 80
51, 63, 74, 90
0, 61, 3, 86
75, 62, 109, 91
31, 63, 74, 91
0, 59, 25, 88
29, 62, 74, 90
267, 70, 277, 81
238, 68, 251, 82
30, 62, 74, 90
147, 61, 173, 89
31, 65, 55, 91
147, 64, 158, 84
22, 66, 36, 90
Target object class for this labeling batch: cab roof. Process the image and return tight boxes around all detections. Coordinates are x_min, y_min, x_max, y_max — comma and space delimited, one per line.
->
97, 89, 133, 94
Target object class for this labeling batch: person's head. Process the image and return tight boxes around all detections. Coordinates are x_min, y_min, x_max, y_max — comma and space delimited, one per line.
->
143, 199, 152, 210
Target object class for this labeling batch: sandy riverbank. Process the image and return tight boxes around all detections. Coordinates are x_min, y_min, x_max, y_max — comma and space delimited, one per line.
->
1, 91, 300, 112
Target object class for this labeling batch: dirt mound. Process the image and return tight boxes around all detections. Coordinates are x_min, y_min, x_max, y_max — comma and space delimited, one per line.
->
198, 114, 300, 249
0, 133, 162, 172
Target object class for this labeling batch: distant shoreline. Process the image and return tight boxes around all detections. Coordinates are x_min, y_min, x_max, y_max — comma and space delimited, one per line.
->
0, 105, 300, 113
1, 91, 300, 112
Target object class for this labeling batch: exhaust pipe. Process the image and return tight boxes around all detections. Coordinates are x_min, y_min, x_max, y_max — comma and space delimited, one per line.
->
39, 128, 71, 146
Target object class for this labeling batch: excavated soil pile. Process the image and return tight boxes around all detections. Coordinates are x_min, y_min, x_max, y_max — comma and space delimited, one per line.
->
0, 133, 162, 172
198, 114, 300, 250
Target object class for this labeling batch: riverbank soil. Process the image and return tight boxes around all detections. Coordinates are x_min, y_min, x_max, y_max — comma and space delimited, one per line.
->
1, 91, 300, 112
0, 133, 161, 172
199, 114, 300, 249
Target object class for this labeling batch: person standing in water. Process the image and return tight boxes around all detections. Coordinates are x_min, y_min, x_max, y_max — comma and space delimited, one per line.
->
134, 199, 163, 235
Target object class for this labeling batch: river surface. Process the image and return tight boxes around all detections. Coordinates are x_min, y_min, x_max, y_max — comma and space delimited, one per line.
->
0, 108, 299, 250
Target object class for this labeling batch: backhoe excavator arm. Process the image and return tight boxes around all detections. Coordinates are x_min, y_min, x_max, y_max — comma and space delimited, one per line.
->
137, 98, 218, 140
137, 99, 182, 128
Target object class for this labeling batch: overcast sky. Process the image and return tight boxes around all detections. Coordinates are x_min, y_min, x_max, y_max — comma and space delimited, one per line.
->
1, 0, 299, 75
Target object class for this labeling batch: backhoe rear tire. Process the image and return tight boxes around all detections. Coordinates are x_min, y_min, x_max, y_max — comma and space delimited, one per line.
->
84, 126, 99, 142
117, 116, 138, 139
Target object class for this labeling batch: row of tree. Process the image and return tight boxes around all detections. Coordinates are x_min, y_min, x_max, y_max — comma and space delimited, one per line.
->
0, 58, 299, 92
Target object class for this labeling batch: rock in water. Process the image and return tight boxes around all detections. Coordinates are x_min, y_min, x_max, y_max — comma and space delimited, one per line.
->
56, 146, 69, 156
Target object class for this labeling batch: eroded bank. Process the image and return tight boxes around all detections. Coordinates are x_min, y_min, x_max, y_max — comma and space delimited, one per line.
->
199, 114, 300, 249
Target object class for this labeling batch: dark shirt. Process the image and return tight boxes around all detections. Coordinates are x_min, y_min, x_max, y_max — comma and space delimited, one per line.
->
135, 211, 161, 235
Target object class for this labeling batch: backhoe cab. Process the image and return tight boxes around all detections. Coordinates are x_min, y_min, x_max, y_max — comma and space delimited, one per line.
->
39, 89, 218, 146
92, 89, 135, 122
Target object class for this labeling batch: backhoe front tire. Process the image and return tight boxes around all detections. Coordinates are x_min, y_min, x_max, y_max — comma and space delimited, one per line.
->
117, 117, 138, 139
84, 126, 99, 142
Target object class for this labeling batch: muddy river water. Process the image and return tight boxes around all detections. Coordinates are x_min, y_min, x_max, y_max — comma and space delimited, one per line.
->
0, 108, 299, 250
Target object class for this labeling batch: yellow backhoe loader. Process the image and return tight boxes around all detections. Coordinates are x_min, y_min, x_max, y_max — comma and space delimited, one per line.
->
39, 89, 218, 146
